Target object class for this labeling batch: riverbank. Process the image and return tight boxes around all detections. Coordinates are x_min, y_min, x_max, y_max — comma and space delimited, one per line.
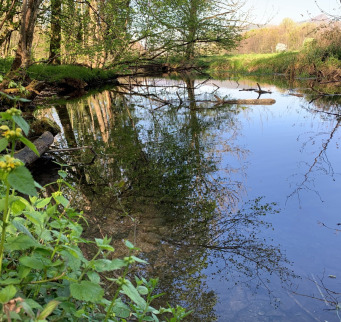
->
1, 50, 341, 103
195, 51, 341, 81
0, 58, 118, 83
0, 59, 121, 102
197, 52, 298, 75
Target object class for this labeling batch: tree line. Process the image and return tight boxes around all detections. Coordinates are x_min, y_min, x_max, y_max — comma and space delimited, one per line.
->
235, 18, 341, 55
0, 0, 248, 73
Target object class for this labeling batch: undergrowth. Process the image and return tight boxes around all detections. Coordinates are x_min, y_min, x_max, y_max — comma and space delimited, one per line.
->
0, 91, 190, 321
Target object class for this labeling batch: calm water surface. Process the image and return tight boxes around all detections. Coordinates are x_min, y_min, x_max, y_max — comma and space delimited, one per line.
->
37, 76, 341, 321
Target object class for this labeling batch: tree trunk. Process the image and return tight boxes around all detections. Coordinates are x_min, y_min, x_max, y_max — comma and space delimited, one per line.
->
185, 0, 198, 60
10, 0, 42, 71
48, 0, 61, 64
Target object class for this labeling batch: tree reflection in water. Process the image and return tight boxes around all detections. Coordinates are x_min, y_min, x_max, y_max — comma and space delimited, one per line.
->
36, 76, 294, 321
288, 95, 341, 204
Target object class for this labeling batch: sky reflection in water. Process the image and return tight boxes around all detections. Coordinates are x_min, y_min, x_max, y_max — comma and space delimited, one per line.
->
37, 76, 341, 321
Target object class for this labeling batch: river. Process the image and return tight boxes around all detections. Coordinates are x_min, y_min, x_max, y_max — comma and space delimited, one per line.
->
34, 74, 341, 321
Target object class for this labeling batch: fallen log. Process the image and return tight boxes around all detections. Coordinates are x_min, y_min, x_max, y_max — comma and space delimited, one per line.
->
15, 131, 54, 165
216, 99, 276, 105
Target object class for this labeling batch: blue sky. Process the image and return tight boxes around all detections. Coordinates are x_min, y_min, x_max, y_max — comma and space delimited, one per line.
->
248, 0, 339, 24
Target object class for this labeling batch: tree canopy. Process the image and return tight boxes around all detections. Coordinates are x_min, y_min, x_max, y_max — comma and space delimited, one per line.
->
0, 0, 248, 72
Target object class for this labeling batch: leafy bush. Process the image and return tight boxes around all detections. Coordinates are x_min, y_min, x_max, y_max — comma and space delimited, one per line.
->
0, 95, 190, 320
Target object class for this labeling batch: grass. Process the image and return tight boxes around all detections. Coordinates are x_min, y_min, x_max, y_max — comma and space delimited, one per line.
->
0, 58, 118, 84
27, 64, 118, 83
196, 52, 299, 75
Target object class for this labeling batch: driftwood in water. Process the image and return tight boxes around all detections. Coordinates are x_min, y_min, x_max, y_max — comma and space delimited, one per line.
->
238, 83, 272, 99
15, 131, 54, 165
220, 99, 276, 105
214, 95, 275, 105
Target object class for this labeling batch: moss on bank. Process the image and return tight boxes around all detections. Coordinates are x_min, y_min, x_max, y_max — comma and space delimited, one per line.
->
27, 64, 118, 83
0, 59, 118, 84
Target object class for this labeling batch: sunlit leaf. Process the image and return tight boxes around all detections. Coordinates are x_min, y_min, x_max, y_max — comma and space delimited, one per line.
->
124, 240, 135, 249
11, 199, 26, 214
35, 197, 52, 209
19, 137, 39, 156
131, 256, 148, 264
0, 285, 17, 304
12, 115, 29, 136
37, 300, 60, 320
8, 166, 37, 196
54, 195, 69, 207
0, 138, 8, 152
137, 286, 149, 295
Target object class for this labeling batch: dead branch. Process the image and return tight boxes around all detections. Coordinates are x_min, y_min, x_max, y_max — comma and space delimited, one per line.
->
255, 83, 272, 95
47, 146, 93, 153
239, 88, 256, 92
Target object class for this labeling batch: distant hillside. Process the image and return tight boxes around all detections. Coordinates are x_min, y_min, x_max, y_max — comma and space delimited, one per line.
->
300, 13, 330, 24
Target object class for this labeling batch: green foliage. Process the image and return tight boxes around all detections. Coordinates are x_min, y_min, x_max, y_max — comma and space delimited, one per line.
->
303, 37, 316, 49
0, 99, 190, 320
0, 58, 13, 75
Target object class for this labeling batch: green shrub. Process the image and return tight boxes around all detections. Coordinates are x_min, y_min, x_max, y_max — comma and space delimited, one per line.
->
0, 93, 191, 321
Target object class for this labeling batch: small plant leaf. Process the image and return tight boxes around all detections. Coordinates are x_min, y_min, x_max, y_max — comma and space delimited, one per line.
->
0, 278, 21, 285
12, 115, 30, 136
11, 199, 26, 214
11, 218, 34, 239
8, 166, 37, 196
5, 234, 39, 251
70, 281, 104, 303
111, 299, 130, 318
58, 170, 67, 178
0, 138, 8, 152
0, 285, 17, 304
54, 195, 69, 207
93, 259, 127, 272
36, 300, 60, 320
24, 211, 45, 226
15, 97, 31, 103
19, 255, 50, 270
0, 91, 14, 101
121, 280, 147, 309
137, 286, 149, 295
19, 137, 39, 156
87, 271, 100, 284
35, 197, 52, 208
110, 259, 127, 269
131, 256, 148, 264
124, 240, 135, 249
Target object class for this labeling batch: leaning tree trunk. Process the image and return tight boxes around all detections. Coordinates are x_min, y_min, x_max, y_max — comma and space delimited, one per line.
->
48, 0, 61, 64
10, 0, 42, 71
